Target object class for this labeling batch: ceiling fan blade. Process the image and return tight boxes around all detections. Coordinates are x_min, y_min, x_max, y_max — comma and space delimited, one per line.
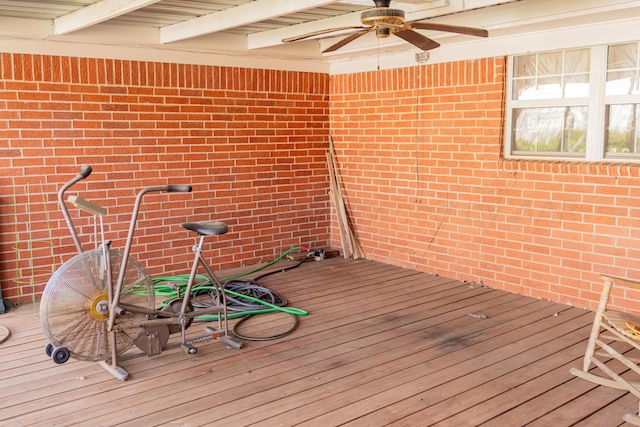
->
323, 29, 373, 53
282, 26, 369, 43
409, 22, 488, 38
394, 29, 440, 51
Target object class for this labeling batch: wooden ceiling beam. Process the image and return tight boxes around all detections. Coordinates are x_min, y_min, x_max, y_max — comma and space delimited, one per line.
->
53, 0, 161, 35
159, 0, 339, 44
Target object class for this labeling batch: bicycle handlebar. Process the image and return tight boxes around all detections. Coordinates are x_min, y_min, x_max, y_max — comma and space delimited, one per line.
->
166, 185, 192, 193
79, 165, 92, 179
59, 166, 193, 254
59, 165, 93, 252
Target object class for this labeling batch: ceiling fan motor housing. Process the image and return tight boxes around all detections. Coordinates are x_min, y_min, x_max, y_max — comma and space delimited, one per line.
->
361, 8, 405, 27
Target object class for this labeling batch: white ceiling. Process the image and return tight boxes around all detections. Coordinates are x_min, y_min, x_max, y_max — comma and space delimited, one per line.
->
0, 0, 640, 74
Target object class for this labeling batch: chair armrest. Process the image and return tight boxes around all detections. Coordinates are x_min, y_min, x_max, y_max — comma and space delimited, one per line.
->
599, 274, 640, 289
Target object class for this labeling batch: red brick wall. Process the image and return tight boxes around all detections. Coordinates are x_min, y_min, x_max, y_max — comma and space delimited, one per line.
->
330, 57, 640, 314
0, 53, 331, 304
3, 52, 639, 314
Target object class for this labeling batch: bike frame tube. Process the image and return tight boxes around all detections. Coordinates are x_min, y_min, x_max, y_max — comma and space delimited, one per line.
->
108, 186, 165, 330
58, 166, 92, 253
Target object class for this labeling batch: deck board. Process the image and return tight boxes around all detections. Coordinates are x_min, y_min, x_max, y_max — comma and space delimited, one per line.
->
0, 257, 638, 426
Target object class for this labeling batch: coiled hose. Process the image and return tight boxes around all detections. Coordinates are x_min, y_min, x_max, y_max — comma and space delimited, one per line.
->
152, 246, 309, 341
0, 325, 9, 345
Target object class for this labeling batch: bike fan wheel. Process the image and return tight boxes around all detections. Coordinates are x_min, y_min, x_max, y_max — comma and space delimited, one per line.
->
40, 248, 154, 362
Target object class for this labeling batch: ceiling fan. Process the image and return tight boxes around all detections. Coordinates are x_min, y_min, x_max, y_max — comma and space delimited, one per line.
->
282, 0, 488, 53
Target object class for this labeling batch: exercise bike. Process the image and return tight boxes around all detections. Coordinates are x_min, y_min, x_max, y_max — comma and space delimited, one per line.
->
40, 166, 242, 381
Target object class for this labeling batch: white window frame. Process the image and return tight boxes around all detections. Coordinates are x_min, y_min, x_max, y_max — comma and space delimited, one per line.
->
504, 42, 640, 162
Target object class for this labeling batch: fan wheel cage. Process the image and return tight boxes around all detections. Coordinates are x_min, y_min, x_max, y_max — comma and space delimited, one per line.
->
40, 248, 154, 362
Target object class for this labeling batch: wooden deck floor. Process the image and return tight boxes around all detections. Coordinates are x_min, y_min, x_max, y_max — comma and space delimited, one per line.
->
1, 257, 639, 426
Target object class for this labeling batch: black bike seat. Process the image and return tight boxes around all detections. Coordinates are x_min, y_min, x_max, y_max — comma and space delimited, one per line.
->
180, 221, 228, 236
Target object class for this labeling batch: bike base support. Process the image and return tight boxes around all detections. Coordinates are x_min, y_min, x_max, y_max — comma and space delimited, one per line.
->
99, 360, 129, 381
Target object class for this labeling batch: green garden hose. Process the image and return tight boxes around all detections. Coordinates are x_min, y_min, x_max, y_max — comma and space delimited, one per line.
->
151, 246, 309, 340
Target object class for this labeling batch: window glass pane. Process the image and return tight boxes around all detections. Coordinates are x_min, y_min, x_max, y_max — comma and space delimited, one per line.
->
513, 54, 536, 77
607, 70, 636, 95
565, 74, 590, 98
607, 43, 640, 96
512, 78, 535, 100
565, 49, 590, 73
607, 43, 638, 70
564, 106, 588, 153
512, 107, 587, 155
513, 107, 563, 152
537, 76, 563, 99
538, 51, 563, 75
605, 104, 640, 156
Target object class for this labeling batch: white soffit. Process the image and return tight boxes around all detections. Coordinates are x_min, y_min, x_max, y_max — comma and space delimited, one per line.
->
0, 0, 638, 73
